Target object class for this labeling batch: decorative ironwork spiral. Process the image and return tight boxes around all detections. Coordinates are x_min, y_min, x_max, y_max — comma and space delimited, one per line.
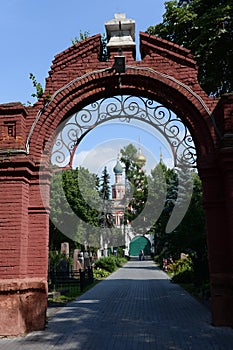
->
51, 95, 196, 168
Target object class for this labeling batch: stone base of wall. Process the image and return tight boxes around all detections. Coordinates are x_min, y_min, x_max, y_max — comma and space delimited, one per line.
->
0, 278, 47, 336
210, 273, 233, 327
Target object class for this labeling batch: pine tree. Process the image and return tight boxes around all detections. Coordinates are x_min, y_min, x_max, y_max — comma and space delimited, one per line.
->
99, 166, 114, 229
99, 166, 111, 200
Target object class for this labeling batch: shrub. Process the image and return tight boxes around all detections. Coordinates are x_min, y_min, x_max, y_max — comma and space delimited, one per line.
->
171, 269, 194, 283
115, 257, 128, 267
95, 256, 117, 273
94, 256, 127, 273
167, 256, 194, 284
93, 268, 110, 279
168, 256, 193, 275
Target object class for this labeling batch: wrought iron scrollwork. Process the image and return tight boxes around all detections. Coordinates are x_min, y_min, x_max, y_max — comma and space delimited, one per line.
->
51, 95, 196, 167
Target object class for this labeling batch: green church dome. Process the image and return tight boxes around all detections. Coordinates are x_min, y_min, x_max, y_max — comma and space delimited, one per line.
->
113, 160, 123, 174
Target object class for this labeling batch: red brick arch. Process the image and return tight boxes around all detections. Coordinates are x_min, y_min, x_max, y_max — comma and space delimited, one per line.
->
29, 67, 215, 161
0, 31, 233, 335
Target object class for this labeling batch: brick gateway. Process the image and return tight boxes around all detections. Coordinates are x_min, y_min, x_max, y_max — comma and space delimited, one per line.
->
0, 14, 233, 335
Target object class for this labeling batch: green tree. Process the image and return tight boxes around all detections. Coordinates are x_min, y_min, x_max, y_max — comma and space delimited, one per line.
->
167, 172, 208, 284
49, 170, 78, 250
62, 167, 100, 226
120, 144, 148, 225
120, 143, 138, 175
150, 164, 208, 285
50, 167, 101, 250
50, 166, 122, 250
148, 163, 178, 257
99, 166, 111, 200
146, 0, 233, 96
147, 162, 172, 231
99, 166, 114, 229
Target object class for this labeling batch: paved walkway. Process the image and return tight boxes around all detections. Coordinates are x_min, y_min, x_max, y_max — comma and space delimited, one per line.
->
1, 260, 233, 350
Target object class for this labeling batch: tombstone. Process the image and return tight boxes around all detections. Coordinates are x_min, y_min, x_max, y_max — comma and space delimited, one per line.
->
73, 249, 81, 271
58, 256, 68, 277
73, 249, 79, 269
97, 249, 102, 259
103, 243, 108, 257
61, 242, 69, 256
78, 251, 84, 269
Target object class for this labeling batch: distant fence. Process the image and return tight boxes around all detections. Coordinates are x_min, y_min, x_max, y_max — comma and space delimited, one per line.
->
48, 266, 94, 293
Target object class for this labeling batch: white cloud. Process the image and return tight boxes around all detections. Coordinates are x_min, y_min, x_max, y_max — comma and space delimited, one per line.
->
72, 138, 174, 182
73, 143, 120, 175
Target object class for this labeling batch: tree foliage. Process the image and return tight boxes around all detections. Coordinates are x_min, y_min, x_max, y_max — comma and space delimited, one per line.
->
99, 166, 111, 200
120, 144, 148, 225
29, 73, 44, 100
62, 167, 100, 225
98, 166, 114, 229
29, 73, 51, 104
149, 163, 208, 284
50, 166, 123, 250
71, 30, 90, 45
50, 167, 101, 250
120, 143, 138, 175
146, 0, 233, 96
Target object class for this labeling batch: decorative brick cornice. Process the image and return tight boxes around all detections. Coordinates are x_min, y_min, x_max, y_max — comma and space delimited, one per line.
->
0, 102, 28, 116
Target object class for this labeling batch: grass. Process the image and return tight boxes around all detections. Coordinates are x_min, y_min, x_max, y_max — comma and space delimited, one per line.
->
48, 280, 101, 306
179, 281, 210, 303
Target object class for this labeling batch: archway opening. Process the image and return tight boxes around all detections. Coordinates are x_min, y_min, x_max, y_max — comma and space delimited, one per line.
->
45, 94, 198, 249
129, 236, 151, 257
42, 94, 208, 301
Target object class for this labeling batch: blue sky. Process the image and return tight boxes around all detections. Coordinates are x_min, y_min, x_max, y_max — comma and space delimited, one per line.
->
0, 0, 165, 104
1, 1, 184, 179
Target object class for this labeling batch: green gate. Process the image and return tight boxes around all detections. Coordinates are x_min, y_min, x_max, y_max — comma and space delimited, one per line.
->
129, 236, 151, 257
